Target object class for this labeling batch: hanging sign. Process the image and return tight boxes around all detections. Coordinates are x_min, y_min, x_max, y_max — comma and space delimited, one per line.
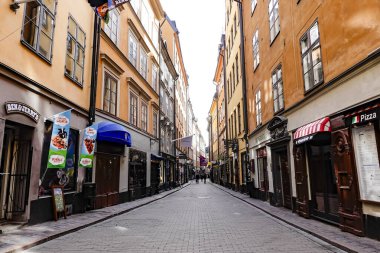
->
4, 101, 40, 122
47, 110, 72, 168
351, 108, 379, 125
79, 125, 98, 168
93, 0, 131, 20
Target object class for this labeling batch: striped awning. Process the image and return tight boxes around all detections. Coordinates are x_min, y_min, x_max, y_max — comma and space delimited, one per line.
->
293, 117, 331, 140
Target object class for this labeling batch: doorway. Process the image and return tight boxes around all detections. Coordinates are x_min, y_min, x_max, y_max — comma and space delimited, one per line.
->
0, 122, 33, 221
272, 148, 292, 209
128, 149, 147, 200
308, 145, 339, 223
95, 153, 120, 209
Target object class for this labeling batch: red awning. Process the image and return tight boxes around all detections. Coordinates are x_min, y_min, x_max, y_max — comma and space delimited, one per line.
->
344, 103, 380, 118
293, 117, 331, 140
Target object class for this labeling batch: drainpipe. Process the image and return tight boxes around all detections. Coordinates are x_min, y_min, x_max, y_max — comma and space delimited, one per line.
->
235, 0, 250, 186
88, 15, 101, 126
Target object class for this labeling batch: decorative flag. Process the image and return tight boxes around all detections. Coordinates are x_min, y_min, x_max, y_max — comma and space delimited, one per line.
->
79, 125, 98, 168
94, 0, 131, 21
47, 110, 72, 168
200, 155, 207, 166
180, 135, 193, 148
352, 115, 360, 124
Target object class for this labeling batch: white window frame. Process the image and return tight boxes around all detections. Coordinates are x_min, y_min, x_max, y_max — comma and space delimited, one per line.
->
102, 70, 119, 116
268, 0, 280, 43
141, 100, 148, 131
104, 9, 119, 45
129, 91, 139, 126
139, 47, 148, 79
251, 0, 257, 13
152, 64, 158, 92
128, 30, 138, 67
253, 30, 260, 70
272, 66, 284, 113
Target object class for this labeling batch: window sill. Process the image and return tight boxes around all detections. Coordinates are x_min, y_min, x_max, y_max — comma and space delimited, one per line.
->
304, 80, 324, 96
65, 73, 84, 88
273, 108, 284, 116
269, 32, 280, 47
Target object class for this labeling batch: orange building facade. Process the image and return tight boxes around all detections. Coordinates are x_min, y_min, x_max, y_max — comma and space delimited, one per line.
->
243, 0, 380, 239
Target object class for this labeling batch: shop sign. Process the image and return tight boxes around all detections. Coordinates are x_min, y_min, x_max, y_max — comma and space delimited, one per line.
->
4, 101, 40, 122
295, 135, 314, 145
47, 110, 72, 168
351, 109, 379, 125
256, 133, 270, 145
79, 125, 98, 168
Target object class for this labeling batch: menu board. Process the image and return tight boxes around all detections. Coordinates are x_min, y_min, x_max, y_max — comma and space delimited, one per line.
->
352, 125, 380, 202
51, 186, 67, 221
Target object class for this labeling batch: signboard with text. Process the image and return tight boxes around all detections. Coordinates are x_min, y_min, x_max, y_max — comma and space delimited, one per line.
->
79, 125, 98, 168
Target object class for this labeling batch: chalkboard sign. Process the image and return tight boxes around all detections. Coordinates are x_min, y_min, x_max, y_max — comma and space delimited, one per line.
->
51, 185, 67, 221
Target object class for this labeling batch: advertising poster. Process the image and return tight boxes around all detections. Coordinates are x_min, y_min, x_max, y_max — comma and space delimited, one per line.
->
79, 125, 98, 168
47, 110, 72, 168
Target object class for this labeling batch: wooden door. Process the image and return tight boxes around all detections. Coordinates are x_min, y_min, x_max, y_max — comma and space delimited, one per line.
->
280, 151, 292, 209
95, 153, 120, 209
331, 128, 363, 235
293, 145, 310, 218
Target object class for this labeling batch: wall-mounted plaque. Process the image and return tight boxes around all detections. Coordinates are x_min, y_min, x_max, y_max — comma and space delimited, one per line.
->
4, 101, 40, 122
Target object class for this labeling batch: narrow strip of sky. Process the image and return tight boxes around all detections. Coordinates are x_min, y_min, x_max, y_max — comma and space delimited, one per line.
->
160, 0, 225, 141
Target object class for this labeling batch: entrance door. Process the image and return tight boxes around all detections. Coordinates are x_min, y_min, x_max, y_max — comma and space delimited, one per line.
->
309, 145, 339, 223
257, 157, 268, 201
279, 150, 292, 209
0, 125, 32, 220
332, 128, 364, 235
95, 153, 120, 209
294, 145, 310, 218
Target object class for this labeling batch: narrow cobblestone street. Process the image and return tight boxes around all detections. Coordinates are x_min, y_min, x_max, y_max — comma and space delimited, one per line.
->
25, 182, 345, 253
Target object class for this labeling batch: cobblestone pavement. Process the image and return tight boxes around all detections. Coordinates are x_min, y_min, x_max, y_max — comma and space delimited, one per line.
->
25, 181, 346, 253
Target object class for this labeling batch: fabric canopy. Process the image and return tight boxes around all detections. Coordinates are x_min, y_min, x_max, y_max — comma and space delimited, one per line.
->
151, 154, 164, 161
293, 117, 331, 140
97, 121, 132, 147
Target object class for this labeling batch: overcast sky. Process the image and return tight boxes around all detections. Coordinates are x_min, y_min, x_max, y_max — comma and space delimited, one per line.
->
160, 0, 225, 143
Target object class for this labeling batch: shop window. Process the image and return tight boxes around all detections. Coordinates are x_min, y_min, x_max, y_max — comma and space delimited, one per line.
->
39, 122, 78, 196
22, 0, 57, 62
103, 72, 118, 115
268, 0, 280, 43
253, 30, 260, 69
301, 21, 323, 92
104, 10, 119, 45
65, 16, 86, 86
272, 65, 284, 113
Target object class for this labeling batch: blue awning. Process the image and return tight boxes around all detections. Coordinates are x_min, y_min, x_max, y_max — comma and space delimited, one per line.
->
151, 154, 164, 161
97, 121, 132, 147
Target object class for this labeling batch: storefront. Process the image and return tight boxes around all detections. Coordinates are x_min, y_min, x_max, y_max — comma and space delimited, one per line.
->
128, 149, 147, 200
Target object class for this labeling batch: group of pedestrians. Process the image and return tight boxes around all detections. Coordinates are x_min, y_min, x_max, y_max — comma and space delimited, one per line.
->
195, 169, 207, 184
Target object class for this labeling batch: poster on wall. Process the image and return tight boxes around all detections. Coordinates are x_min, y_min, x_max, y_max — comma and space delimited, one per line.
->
352, 125, 380, 202
47, 110, 72, 169
79, 125, 98, 168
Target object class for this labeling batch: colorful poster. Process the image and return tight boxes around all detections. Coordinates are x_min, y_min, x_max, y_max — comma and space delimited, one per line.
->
79, 125, 98, 168
95, 0, 131, 20
47, 110, 72, 168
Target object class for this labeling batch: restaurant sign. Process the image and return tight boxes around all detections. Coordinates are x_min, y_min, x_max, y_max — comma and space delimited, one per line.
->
351, 108, 379, 125
5, 101, 40, 122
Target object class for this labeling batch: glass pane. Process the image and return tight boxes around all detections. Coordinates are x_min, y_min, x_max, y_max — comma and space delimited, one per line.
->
43, 0, 56, 13
279, 94, 284, 109
278, 82, 283, 94
23, 22, 38, 49
278, 68, 282, 79
273, 86, 278, 99
301, 37, 309, 54
302, 54, 311, 74
76, 47, 84, 66
65, 55, 74, 76
38, 31, 52, 58
103, 100, 109, 112
274, 99, 278, 113
111, 79, 117, 92
68, 17, 76, 37
313, 62, 323, 84
275, 17, 280, 34
272, 73, 277, 84
310, 23, 319, 45
110, 103, 116, 115
25, 2, 39, 21
304, 73, 311, 91
41, 10, 53, 37
74, 64, 83, 83
77, 29, 85, 47
111, 91, 116, 103
269, 12, 274, 27
311, 45, 321, 66
67, 36, 74, 58
111, 34, 117, 44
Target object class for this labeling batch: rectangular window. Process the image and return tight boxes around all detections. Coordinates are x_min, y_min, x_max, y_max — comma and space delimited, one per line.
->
104, 10, 119, 45
103, 72, 118, 115
140, 48, 148, 79
141, 1, 150, 33
235, 54, 239, 84
232, 64, 235, 90
141, 101, 148, 131
234, 15, 237, 37
234, 110, 237, 137
153, 111, 158, 137
301, 22, 323, 91
253, 30, 260, 69
268, 0, 280, 42
128, 31, 138, 67
152, 64, 158, 92
130, 92, 138, 126
238, 103, 241, 133
272, 66, 284, 113
255, 90, 262, 126
22, 0, 57, 61
251, 0, 257, 12
65, 16, 85, 86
